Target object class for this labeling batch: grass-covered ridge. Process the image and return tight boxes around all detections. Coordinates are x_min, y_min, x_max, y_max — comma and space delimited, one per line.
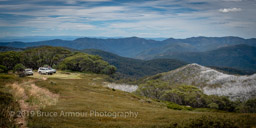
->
1, 71, 256, 127
24, 72, 255, 127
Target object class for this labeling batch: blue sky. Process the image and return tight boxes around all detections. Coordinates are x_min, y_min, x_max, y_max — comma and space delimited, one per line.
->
0, 0, 255, 38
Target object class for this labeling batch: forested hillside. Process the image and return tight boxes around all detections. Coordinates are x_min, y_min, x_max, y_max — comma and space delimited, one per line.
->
82, 49, 187, 78
0, 46, 116, 75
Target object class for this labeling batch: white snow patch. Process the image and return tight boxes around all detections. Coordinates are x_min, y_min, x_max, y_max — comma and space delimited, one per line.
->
163, 63, 256, 101
197, 64, 256, 101
106, 83, 138, 93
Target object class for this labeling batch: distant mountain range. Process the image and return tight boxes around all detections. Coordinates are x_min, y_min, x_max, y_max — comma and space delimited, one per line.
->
146, 63, 256, 101
0, 37, 164, 57
0, 46, 24, 52
135, 36, 256, 59
1, 36, 255, 57
0, 36, 167, 42
154, 44, 256, 71
0, 36, 256, 72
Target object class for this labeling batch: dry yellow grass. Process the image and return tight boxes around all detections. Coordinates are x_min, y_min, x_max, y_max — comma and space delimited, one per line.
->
28, 71, 82, 80
26, 73, 256, 128
7, 83, 25, 100
7, 80, 59, 109
6, 79, 60, 127
28, 83, 59, 108
2, 72, 256, 127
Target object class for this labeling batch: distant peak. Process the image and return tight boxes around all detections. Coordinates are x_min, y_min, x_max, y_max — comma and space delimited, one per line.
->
185, 63, 204, 68
130, 36, 139, 38
186, 36, 244, 40
177, 63, 211, 73
189, 63, 201, 66
50, 39, 63, 41
125, 36, 142, 39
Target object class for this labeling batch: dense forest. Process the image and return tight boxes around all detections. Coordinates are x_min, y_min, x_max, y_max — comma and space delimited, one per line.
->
0, 46, 116, 75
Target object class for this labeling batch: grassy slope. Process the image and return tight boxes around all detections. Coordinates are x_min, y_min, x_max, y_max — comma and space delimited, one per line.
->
23, 72, 256, 128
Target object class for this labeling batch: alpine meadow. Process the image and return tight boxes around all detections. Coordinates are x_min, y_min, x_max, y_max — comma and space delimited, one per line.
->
1, 0, 256, 128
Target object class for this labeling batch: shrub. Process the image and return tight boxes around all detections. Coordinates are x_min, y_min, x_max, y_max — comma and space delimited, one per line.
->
0, 65, 8, 73
237, 98, 256, 113
160, 85, 207, 108
13, 63, 25, 73
13, 63, 26, 77
136, 80, 169, 99
206, 95, 236, 112
170, 115, 239, 128
166, 102, 184, 110
0, 74, 15, 79
0, 51, 20, 70
102, 65, 117, 75
207, 103, 219, 109
0, 91, 20, 128
43, 64, 49, 68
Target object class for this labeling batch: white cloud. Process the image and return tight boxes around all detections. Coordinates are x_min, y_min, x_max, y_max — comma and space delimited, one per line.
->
79, 0, 112, 1
66, 0, 112, 4
57, 23, 95, 30
219, 8, 242, 13
222, 0, 242, 2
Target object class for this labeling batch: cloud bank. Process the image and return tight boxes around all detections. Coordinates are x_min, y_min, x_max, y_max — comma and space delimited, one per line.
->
0, 0, 255, 38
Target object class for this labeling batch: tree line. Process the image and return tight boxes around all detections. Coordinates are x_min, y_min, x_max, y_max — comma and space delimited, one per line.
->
0, 46, 116, 75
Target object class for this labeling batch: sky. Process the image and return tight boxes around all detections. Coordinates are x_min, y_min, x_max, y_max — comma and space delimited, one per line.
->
0, 0, 255, 39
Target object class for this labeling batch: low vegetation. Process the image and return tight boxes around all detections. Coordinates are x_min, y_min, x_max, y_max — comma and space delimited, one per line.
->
0, 91, 20, 128
0, 74, 23, 127
135, 80, 254, 112
237, 98, 256, 113
0, 71, 256, 127
26, 73, 256, 127
0, 65, 8, 73
169, 115, 255, 128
